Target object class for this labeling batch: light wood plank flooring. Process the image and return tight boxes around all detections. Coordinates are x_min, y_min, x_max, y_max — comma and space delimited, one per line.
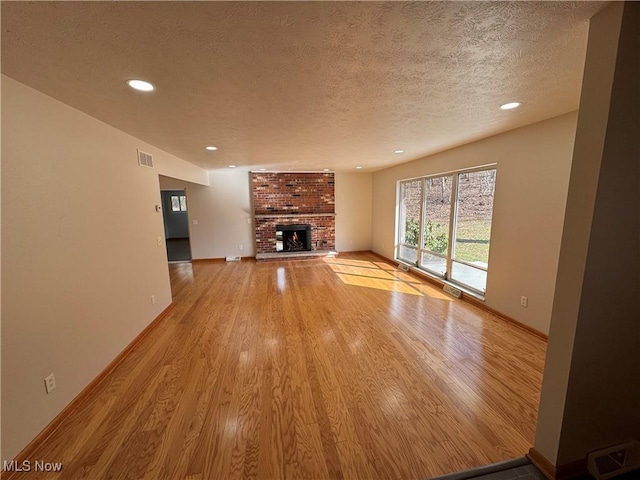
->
15, 252, 546, 479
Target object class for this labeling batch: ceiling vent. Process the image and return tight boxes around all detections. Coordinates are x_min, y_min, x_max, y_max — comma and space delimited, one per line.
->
137, 149, 154, 169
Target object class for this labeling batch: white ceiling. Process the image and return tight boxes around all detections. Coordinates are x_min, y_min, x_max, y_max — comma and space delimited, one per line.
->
1, 1, 604, 172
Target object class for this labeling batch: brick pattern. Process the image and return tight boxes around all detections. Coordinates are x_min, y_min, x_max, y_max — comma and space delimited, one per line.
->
255, 216, 335, 253
251, 172, 335, 215
251, 173, 336, 254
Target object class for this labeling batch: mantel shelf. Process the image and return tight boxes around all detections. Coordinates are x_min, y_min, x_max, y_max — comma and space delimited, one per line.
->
254, 213, 336, 219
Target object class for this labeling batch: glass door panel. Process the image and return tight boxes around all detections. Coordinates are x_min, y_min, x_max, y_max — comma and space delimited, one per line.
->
398, 180, 422, 264
451, 169, 496, 292
419, 175, 452, 276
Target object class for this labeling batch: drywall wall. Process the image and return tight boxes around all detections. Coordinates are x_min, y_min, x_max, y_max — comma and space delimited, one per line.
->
335, 172, 372, 252
159, 171, 255, 259
160, 171, 373, 258
1, 76, 209, 461
535, 2, 639, 467
372, 113, 578, 334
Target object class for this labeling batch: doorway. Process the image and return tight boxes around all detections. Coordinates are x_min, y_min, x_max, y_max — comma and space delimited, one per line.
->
160, 189, 192, 262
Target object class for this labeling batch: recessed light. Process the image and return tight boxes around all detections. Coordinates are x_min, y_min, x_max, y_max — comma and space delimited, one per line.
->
228, 165, 237, 168
500, 102, 521, 110
205, 146, 218, 151
394, 149, 404, 154
126, 79, 154, 92
356, 166, 363, 169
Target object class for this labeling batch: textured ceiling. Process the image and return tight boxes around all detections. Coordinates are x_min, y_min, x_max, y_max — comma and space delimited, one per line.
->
1, 1, 604, 172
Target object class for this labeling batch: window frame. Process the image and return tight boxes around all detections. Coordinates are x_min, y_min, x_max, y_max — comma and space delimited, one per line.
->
395, 165, 497, 297
171, 194, 187, 212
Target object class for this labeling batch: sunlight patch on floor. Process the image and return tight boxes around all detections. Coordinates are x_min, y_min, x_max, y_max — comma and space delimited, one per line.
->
323, 257, 378, 268
325, 256, 453, 301
410, 283, 453, 301
328, 263, 397, 280
336, 273, 423, 296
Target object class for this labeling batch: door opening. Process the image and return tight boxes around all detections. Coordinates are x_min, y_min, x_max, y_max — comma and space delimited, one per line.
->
160, 189, 192, 262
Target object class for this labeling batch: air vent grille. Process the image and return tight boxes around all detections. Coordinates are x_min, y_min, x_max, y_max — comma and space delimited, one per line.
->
588, 441, 640, 479
443, 284, 462, 298
137, 149, 154, 168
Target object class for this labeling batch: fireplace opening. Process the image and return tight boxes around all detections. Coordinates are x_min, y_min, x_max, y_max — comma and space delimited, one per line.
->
276, 224, 312, 252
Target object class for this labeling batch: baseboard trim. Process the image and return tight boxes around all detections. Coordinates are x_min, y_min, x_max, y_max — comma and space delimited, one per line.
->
528, 448, 557, 480
1, 303, 174, 480
192, 256, 255, 263
367, 251, 547, 341
463, 295, 548, 340
527, 448, 588, 480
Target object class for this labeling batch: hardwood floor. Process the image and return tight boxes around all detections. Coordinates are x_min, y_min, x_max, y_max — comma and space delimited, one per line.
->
13, 252, 546, 479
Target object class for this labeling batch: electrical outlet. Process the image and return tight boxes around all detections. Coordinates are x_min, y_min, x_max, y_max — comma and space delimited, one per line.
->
238, 244, 243, 251
151, 294, 156, 305
44, 373, 56, 394
521, 296, 528, 307
192, 219, 198, 225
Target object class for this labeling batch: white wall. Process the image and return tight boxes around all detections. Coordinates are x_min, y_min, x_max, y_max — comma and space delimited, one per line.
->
335, 172, 372, 252
372, 113, 578, 334
160, 171, 255, 259
1, 76, 208, 461
536, 2, 639, 467
160, 171, 373, 258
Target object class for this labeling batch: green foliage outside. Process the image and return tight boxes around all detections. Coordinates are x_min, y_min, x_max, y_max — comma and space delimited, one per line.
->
423, 220, 448, 254
405, 218, 492, 264
404, 218, 448, 254
404, 218, 420, 246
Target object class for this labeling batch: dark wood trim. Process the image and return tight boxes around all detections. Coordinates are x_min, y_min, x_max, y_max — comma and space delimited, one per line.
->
191, 258, 226, 263
527, 447, 588, 480
366, 250, 548, 341
528, 447, 557, 480
1, 303, 174, 480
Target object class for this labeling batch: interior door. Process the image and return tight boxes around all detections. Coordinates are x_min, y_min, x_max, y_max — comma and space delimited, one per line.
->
160, 190, 192, 262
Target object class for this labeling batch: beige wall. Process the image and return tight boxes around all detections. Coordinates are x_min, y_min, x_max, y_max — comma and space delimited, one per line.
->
159, 171, 255, 259
1, 76, 208, 461
159, 171, 373, 258
335, 172, 372, 252
535, 2, 639, 466
372, 113, 578, 334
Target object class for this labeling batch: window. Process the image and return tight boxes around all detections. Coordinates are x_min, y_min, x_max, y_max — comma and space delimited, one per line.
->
396, 167, 496, 295
398, 180, 422, 264
171, 195, 187, 212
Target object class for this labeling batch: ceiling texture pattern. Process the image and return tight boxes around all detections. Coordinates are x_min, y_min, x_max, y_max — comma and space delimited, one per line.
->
1, 1, 604, 172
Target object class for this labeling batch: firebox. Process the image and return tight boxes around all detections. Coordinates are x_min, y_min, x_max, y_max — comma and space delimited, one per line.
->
276, 224, 312, 252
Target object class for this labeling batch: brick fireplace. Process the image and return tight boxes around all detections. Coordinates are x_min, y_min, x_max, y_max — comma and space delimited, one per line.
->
251, 172, 335, 254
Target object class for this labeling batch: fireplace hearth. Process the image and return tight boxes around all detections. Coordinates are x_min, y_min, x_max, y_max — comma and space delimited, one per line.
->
276, 224, 312, 252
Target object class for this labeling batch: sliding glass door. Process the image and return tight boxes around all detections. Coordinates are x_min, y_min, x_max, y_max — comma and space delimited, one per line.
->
397, 180, 422, 264
396, 167, 496, 296
450, 169, 496, 293
419, 175, 453, 277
